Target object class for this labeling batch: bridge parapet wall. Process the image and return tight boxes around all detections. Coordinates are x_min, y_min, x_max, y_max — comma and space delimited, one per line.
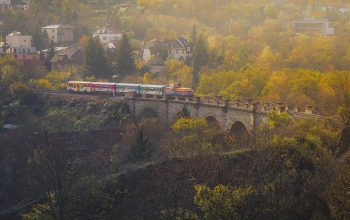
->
123, 92, 319, 133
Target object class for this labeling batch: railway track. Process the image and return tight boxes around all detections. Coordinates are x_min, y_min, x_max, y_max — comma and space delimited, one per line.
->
33, 89, 125, 98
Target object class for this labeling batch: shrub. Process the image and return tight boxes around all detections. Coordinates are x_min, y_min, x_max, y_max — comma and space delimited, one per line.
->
29, 79, 53, 89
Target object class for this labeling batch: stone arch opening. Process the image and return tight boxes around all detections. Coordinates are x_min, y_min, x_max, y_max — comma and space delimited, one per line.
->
206, 116, 220, 129
139, 108, 159, 119
230, 121, 249, 138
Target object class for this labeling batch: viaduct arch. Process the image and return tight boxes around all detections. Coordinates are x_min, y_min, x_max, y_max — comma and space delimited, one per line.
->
205, 116, 220, 129
230, 121, 249, 137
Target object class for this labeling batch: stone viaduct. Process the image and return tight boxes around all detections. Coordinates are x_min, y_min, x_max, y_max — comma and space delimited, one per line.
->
123, 93, 318, 135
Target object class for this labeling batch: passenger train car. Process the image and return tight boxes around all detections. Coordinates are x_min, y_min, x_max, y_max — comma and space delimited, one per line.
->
66, 81, 193, 96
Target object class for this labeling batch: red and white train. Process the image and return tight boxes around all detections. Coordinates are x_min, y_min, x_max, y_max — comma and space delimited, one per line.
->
67, 81, 193, 96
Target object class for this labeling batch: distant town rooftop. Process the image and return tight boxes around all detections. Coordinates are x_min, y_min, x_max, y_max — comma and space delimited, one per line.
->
42, 24, 74, 29
293, 18, 332, 23
94, 27, 120, 34
7, 31, 23, 36
42, 47, 68, 53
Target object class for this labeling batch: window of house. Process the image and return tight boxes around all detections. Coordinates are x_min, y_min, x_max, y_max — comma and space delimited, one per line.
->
23, 49, 25, 54
13, 48, 16, 54
52, 29, 54, 33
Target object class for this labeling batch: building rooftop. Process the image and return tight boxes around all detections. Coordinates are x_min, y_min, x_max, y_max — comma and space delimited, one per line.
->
7, 31, 23, 36
42, 24, 74, 29
42, 47, 68, 53
177, 36, 190, 47
51, 47, 80, 63
107, 42, 116, 49
165, 39, 183, 49
0, 0, 12, 6
164, 37, 191, 49
339, 8, 350, 13
293, 18, 332, 24
94, 27, 120, 34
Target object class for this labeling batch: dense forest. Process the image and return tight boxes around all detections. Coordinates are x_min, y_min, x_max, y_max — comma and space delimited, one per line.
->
1, 0, 350, 219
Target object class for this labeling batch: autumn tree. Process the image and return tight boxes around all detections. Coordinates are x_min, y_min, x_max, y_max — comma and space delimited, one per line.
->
257, 46, 281, 71
129, 125, 152, 162
330, 71, 350, 126
26, 132, 85, 220
0, 55, 23, 87
166, 59, 193, 87
325, 165, 350, 219
194, 184, 254, 219
327, 71, 350, 159
24, 129, 116, 220
163, 118, 235, 157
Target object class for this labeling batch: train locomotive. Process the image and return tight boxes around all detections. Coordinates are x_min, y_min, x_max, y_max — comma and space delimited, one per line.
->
67, 81, 193, 96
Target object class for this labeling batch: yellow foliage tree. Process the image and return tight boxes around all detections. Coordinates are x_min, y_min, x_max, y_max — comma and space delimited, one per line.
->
30, 79, 53, 89
261, 71, 289, 103
257, 46, 281, 71
195, 71, 237, 98
143, 72, 152, 84
0, 55, 23, 87
172, 117, 208, 134
166, 59, 193, 87
194, 184, 254, 220
45, 71, 72, 90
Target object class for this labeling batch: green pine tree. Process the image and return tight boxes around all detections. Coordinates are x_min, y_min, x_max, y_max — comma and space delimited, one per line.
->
106, 48, 118, 77
191, 25, 197, 45
192, 34, 208, 87
45, 40, 55, 71
84, 36, 111, 79
32, 26, 48, 50
117, 33, 135, 78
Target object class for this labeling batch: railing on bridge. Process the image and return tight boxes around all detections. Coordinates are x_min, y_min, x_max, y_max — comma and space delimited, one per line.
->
124, 92, 319, 116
